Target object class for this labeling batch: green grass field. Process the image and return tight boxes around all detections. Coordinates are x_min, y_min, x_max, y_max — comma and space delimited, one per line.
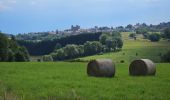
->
1, 32, 170, 100
78, 32, 170, 63
0, 62, 170, 100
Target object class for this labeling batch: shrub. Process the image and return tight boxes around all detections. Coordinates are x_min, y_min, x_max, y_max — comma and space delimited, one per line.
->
43, 55, 53, 62
120, 60, 125, 63
161, 51, 170, 62
149, 33, 161, 42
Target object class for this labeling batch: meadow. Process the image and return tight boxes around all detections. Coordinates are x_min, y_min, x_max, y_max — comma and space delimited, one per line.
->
0, 32, 170, 100
0, 62, 170, 100
79, 32, 170, 63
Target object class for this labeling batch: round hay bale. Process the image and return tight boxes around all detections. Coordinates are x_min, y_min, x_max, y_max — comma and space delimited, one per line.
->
129, 59, 156, 76
87, 59, 115, 77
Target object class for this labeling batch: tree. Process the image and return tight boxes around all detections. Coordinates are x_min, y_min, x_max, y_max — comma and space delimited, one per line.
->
143, 32, 149, 39
54, 43, 62, 50
19, 46, 30, 61
129, 33, 136, 40
84, 41, 103, 55
112, 31, 121, 37
161, 51, 170, 62
126, 24, 133, 29
105, 39, 116, 51
99, 34, 108, 45
0, 33, 9, 61
149, 33, 161, 42
136, 28, 148, 34
63, 44, 79, 59
52, 48, 66, 60
77, 45, 84, 56
43, 55, 53, 62
163, 27, 170, 39
116, 37, 123, 49
14, 47, 30, 62
17, 32, 102, 55
0, 32, 30, 62
7, 49, 15, 62
15, 51, 25, 62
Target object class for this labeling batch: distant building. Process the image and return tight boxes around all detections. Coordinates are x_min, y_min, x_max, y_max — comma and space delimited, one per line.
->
49, 31, 56, 34
71, 25, 80, 32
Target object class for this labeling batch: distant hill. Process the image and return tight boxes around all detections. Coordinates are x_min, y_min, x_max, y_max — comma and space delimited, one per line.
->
14, 21, 170, 41
17, 32, 102, 55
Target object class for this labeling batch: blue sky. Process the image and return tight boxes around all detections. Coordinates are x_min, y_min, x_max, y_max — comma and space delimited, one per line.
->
0, 0, 170, 34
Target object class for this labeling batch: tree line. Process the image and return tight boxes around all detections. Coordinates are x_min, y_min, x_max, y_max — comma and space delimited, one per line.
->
43, 32, 123, 61
18, 32, 102, 55
0, 33, 30, 62
129, 27, 170, 42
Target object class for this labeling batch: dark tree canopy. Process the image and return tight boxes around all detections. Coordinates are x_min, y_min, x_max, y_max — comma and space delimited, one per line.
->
50, 32, 123, 61
0, 33, 30, 62
163, 27, 170, 39
18, 32, 102, 55
149, 33, 161, 42
161, 51, 170, 62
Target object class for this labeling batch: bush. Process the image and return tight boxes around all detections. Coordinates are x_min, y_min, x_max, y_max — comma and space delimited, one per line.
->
120, 60, 125, 63
143, 32, 149, 39
43, 55, 53, 62
162, 27, 170, 39
0, 33, 30, 62
149, 33, 161, 42
129, 33, 136, 38
161, 51, 170, 62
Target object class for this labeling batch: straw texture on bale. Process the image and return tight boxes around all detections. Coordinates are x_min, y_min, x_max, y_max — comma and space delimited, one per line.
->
129, 59, 156, 76
87, 59, 115, 77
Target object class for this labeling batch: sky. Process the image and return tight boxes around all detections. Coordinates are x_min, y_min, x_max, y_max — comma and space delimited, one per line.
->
0, 0, 170, 34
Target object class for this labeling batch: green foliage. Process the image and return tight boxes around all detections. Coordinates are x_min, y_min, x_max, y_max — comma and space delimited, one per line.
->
50, 32, 123, 61
103, 32, 123, 52
7, 49, 15, 62
16, 32, 60, 41
143, 32, 149, 39
105, 38, 117, 51
149, 33, 161, 42
0, 33, 9, 61
99, 34, 108, 45
136, 27, 149, 34
52, 49, 66, 60
116, 37, 123, 49
51, 41, 103, 60
79, 32, 170, 63
77, 45, 84, 56
163, 27, 170, 39
161, 51, 170, 62
0, 33, 30, 62
42, 55, 53, 62
84, 41, 103, 55
54, 43, 62, 51
129, 33, 136, 38
18, 32, 102, 55
63, 44, 80, 59
111, 31, 122, 37
126, 24, 133, 29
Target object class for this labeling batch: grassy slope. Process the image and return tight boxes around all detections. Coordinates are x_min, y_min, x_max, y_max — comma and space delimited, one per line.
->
0, 62, 170, 100
79, 32, 170, 63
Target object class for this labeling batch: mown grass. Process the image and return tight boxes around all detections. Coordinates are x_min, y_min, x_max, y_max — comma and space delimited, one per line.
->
0, 62, 170, 100
79, 32, 170, 63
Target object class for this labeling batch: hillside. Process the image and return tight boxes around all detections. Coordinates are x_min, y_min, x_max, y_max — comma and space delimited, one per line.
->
78, 32, 170, 63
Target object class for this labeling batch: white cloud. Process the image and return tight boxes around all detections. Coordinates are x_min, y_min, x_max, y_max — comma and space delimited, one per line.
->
0, 0, 17, 11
